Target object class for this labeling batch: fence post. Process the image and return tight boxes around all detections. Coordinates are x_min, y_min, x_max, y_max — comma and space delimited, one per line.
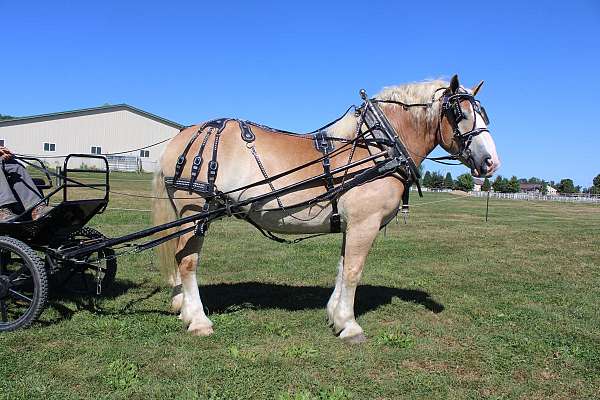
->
55, 166, 62, 187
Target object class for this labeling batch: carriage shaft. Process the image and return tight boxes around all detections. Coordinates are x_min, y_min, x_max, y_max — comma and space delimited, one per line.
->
59, 150, 390, 260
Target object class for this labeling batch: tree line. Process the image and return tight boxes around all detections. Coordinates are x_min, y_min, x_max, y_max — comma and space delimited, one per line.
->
0, 114, 16, 121
421, 171, 600, 195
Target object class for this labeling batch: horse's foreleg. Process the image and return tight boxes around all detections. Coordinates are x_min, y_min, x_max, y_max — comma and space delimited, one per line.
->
332, 218, 380, 343
327, 234, 346, 326
177, 227, 213, 336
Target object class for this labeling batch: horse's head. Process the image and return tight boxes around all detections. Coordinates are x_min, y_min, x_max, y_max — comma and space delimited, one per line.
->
438, 75, 500, 177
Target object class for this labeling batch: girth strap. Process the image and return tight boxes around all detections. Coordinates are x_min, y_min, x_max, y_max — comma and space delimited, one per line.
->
315, 130, 341, 233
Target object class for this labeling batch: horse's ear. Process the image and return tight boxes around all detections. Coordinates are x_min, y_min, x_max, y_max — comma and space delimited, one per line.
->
450, 74, 460, 93
472, 80, 484, 96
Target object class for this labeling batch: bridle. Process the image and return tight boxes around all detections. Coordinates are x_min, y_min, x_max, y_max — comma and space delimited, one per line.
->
439, 90, 491, 167
369, 86, 492, 170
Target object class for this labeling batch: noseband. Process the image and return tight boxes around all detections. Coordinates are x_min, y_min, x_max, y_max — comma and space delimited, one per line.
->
441, 91, 491, 164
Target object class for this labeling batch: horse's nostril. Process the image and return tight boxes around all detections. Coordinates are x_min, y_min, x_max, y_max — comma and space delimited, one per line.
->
485, 157, 494, 167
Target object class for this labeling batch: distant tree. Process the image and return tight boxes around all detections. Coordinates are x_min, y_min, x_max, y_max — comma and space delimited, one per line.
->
507, 176, 521, 193
0, 114, 15, 121
557, 178, 576, 194
591, 174, 600, 194
492, 175, 506, 192
541, 181, 548, 195
422, 171, 432, 188
481, 177, 491, 192
444, 172, 454, 189
430, 171, 445, 189
454, 173, 474, 192
527, 177, 542, 184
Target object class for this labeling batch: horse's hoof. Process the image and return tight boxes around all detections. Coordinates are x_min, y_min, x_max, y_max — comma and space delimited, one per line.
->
171, 294, 184, 313
188, 324, 214, 336
343, 333, 367, 344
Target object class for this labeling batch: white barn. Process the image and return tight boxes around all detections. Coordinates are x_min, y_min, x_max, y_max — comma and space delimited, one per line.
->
0, 104, 184, 172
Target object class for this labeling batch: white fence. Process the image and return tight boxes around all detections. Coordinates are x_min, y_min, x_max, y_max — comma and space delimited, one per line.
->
106, 155, 141, 173
470, 191, 600, 204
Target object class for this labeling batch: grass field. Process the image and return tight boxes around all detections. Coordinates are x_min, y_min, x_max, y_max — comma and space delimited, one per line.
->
1, 172, 599, 400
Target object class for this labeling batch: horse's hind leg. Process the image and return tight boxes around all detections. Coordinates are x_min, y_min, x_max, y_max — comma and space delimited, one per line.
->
176, 225, 213, 336
170, 268, 183, 314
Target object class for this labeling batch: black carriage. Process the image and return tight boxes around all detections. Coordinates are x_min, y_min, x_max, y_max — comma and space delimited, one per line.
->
0, 154, 116, 331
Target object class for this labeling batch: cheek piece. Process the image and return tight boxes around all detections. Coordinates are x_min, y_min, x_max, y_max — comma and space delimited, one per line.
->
441, 92, 490, 168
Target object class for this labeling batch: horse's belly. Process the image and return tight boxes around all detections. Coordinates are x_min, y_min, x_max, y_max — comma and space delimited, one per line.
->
247, 203, 333, 234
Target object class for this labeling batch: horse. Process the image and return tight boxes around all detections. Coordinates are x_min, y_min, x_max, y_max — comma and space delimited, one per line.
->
152, 75, 500, 343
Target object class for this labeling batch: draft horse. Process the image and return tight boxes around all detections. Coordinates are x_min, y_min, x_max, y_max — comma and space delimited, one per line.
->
153, 75, 500, 342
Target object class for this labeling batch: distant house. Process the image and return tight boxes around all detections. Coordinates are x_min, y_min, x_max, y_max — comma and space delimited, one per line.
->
473, 178, 484, 192
520, 183, 543, 193
520, 183, 558, 195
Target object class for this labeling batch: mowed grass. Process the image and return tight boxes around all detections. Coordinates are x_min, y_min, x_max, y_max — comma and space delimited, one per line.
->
1, 172, 599, 400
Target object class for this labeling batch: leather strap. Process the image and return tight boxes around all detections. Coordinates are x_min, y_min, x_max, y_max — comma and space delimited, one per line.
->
315, 130, 340, 233
174, 125, 206, 181
189, 127, 214, 193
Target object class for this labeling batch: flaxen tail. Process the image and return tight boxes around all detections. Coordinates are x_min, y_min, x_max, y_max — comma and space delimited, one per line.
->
152, 167, 179, 285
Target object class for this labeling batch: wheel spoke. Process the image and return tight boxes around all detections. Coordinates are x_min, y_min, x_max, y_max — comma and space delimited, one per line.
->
0, 299, 8, 322
8, 266, 28, 281
8, 289, 32, 303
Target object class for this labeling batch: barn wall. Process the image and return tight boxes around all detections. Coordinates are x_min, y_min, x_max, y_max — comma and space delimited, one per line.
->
0, 108, 180, 172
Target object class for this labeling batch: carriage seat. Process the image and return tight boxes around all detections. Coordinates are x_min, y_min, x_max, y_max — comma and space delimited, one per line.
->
32, 177, 52, 191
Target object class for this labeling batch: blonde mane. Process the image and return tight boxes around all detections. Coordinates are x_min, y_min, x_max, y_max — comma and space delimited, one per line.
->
327, 80, 449, 139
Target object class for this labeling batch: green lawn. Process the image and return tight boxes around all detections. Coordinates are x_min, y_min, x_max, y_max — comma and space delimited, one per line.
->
1, 173, 599, 400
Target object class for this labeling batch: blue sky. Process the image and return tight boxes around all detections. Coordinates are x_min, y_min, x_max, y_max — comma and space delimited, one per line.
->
1, 1, 599, 186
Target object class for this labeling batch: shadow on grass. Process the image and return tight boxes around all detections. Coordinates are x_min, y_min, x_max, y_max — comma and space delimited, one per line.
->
201, 282, 444, 316
41, 279, 170, 326
40, 280, 443, 327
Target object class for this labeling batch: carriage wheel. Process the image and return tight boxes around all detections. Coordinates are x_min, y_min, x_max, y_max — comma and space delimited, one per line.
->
57, 227, 117, 295
0, 236, 48, 332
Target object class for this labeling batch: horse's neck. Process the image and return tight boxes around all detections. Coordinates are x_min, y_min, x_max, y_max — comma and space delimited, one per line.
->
381, 105, 438, 166
326, 106, 439, 165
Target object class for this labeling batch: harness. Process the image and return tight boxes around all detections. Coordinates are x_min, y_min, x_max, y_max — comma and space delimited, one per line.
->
170, 118, 231, 198
163, 86, 488, 241
441, 91, 491, 165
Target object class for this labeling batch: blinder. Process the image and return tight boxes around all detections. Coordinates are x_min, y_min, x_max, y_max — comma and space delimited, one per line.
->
443, 93, 490, 129
441, 91, 491, 163
478, 104, 489, 125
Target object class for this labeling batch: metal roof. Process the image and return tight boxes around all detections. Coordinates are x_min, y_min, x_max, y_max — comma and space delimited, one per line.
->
0, 104, 185, 129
